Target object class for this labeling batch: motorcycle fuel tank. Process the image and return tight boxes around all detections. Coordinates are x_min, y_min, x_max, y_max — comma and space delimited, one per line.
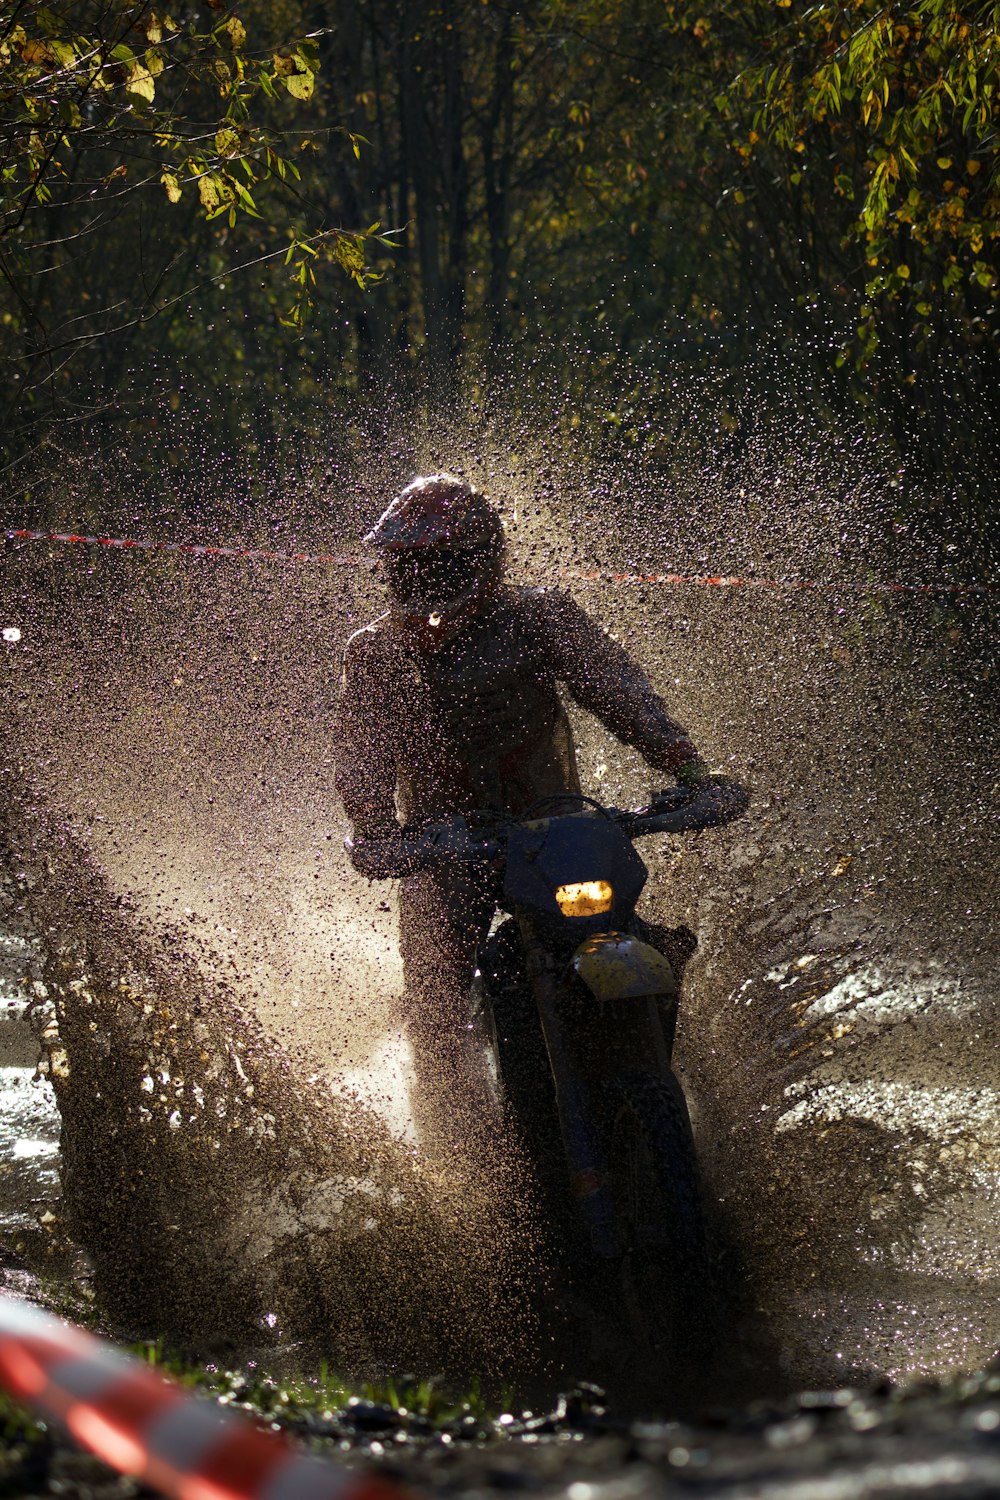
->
503, 812, 647, 920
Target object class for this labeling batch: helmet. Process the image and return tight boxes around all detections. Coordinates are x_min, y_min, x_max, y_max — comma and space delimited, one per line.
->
365, 473, 504, 651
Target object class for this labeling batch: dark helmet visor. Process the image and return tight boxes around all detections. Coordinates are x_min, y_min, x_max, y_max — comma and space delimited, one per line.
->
385, 543, 491, 604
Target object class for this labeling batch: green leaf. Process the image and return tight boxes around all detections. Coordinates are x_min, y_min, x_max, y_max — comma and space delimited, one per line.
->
233, 179, 261, 216
294, 39, 321, 71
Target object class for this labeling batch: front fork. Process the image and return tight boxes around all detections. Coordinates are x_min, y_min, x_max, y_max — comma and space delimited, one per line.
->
519, 923, 624, 1258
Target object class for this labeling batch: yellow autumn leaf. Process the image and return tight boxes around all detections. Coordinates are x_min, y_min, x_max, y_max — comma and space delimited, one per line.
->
284, 69, 315, 100
223, 16, 247, 49
198, 174, 221, 211
160, 171, 181, 203
20, 39, 54, 64
126, 63, 155, 102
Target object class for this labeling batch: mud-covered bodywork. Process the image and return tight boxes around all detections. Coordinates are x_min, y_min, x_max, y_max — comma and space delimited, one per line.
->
503, 810, 647, 928
501, 808, 679, 998
572, 932, 678, 1002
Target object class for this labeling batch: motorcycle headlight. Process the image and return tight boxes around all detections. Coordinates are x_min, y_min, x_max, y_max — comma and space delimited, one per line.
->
555, 879, 614, 917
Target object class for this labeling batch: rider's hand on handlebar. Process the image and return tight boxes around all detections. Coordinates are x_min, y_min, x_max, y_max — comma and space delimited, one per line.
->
644, 766, 749, 829
674, 758, 747, 808
346, 819, 502, 879
345, 830, 422, 880
674, 757, 712, 789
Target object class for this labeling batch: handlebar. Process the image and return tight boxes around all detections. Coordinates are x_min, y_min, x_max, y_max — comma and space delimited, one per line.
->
616, 776, 750, 836
346, 777, 749, 880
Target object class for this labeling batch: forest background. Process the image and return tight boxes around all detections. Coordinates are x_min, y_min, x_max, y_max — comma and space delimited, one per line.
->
1, 0, 998, 591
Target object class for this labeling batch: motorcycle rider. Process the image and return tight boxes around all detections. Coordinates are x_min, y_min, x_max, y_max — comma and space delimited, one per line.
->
335, 473, 713, 1155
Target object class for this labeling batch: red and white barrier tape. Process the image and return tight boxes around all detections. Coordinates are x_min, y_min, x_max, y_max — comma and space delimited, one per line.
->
4, 529, 363, 568
4, 526, 998, 593
570, 570, 998, 593
0, 1297, 408, 1500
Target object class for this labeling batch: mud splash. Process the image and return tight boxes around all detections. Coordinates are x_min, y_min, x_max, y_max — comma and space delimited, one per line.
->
0, 785, 542, 1379
0, 382, 997, 1403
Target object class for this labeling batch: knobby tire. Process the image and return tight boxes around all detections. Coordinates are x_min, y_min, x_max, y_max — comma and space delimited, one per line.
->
601, 1068, 712, 1372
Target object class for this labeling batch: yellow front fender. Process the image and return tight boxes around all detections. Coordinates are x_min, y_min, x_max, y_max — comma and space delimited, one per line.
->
571, 931, 677, 1001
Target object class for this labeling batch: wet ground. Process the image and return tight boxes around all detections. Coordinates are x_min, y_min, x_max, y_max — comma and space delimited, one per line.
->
3, 1355, 1000, 1500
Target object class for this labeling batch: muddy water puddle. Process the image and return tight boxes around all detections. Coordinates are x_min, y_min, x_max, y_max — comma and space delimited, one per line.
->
0, 1009, 66, 1308
0, 1058, 59, 1230
0, 919, 61, 1292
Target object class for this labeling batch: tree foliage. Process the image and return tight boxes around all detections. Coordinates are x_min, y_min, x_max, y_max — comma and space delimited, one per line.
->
1, 0, 998, 555
0, 2, 388, 441
730, 1, 1000, 363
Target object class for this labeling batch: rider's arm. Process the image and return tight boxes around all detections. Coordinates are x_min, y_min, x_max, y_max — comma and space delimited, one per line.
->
333, 624, 401, 857
535, 589, 712, 785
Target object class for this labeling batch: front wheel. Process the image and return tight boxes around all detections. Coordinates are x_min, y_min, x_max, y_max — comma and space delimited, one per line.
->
600, 1069, 712, 1376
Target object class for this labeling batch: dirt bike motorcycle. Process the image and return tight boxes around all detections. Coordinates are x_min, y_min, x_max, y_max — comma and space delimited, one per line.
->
356, 776, 748, 1367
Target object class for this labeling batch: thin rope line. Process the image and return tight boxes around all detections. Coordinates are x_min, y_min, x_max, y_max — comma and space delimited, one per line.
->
5, 528, 998, 593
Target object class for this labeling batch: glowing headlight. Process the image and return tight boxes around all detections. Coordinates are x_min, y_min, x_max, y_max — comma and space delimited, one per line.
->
555, 879, 614, 917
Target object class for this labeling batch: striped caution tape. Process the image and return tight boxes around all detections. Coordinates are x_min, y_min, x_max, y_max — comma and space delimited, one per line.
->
568, 569, 999, 594
4, 528, 364, 568
4, 526, 998, 593
0, 1297, 409, 1500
